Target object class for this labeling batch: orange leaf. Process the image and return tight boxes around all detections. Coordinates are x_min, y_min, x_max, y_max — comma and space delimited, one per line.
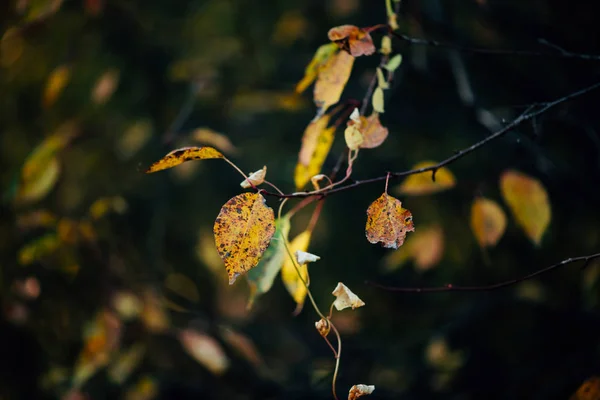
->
500, 170, 551, 246
314, 50, 354, 112
382, 225, 444, 271
214, 193, 276, 284
359, 113, 388, 149
365, 193, 414, 249
395, 161, 456, 196
43, 64, 70, 107
328, 25, 376, 57
179, 329, 230, 375
145, 146, 223, 173
570, 376, 600, 400
470, 198, 507, 247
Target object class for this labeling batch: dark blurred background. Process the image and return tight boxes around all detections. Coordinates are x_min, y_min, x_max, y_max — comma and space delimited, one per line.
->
2, 0, 600, 399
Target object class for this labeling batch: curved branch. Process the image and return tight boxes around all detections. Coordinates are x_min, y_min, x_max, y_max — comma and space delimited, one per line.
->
367, 252, 600, 293
261, 80, 600, 199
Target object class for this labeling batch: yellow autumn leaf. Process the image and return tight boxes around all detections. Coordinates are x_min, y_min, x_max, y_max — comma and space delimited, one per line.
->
43, 64, 71, 107
365, 193, 415, 249
314, 50, 354, 113
500, 170, 551, 246
295, 119, 336, 190
192, 127, 238, 155
108, 344, 145, 385
179, 329, 230, 375
383, 225, 444, 271
281, 231, 311, 309
164, 273, 200, 303
1, 27, 24, 67
470, 198, 507, 247
145, 146, 224, 173
18, 233, 60, 265
372, 86, 385, 113
395, 161, 456, 196
295, 43, 339, 94
570, 376, 600, 400
344, 124, 363, 150
213, 192, 276, 285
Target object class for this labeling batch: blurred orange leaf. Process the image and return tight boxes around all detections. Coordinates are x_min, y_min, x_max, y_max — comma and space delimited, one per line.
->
395, 162, 456, 196
383, 225, 444, 271
213, 193, 276, 285
145, 146, 223, 173
328, 25, 376, 57
570, 376, 600, 400
314, 50, 354, 113
359, 113, 388, 149
295, 118, 336, 190
108, 344, 146, 385
124, 376, 158, 400
192, 128, 238, 155
295, 43, 339, 94
18, 233, 60, 265
43, 64, 70, 107
281, 231, 311, 310
179, 329, 230, 375
366, 193, 414, 249
470, 198, 506, 247
500, 170, 551, 246
91, 68, 120, 105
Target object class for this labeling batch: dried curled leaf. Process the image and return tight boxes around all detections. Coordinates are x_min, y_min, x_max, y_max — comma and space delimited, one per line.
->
295, 118, 336, 190
382, 225, 444, 271
500, 170, 551, 246
296, 43, 339, 94
179, 329, 230, 375
145, 146, 223, 173
295, 250, 320, 265
332, 282, 365, 311
315, 318, 330, 337
214, 193, 276, 285
366, 193, 414, 249
470, 198, 507, 247
328, 25, 376, 57
281, 231, 311, 310
240, 166, 267, 188
314, 50, 355, 113
247, 217, 291, 308
359, 113, 388, 149
395, 162, 456, 196
348, 384, 375, 399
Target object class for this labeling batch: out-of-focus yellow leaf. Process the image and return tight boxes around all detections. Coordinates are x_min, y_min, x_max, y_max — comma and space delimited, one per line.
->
145, 146, 223, 173
18, 233, 60, 265
179, 329, 230, 375
247, 216, 291, 308
72, 310, 121, 388
295, 43, 339, 94
196, 228, 227, 281
500, 170, 551, 246
141, 289, 170, 333
380, 36, 392, 55
344, 124, 363, 150
281, 231, 311, 310
213, 193, 276, 285
372, 86, 385, 113
16, 210, 57, 231
192, 128, 238, 155
328, 25, 376, 57
57, 218, 79, 245
117, 120, 152, 160
376, 67, 389, 89
295, 121, 336, 190
124, 376, 158, 400
88, 196, 128, 220
272, 11, 307, 46
384, 54, 403, 72
570, 376, 600, 400
91, 68, 120, 105
1, 27, 24, 67
108, 344, 146, 385
366, 193, 414, 249
23, 0, 64, 22
164, 273, 199, 304
16, 121, 77, 205
230, 90, 306, 114
425, 337, 464, 370
395, 162, 456, 196
220, 326, 264, 369
383, 225, 444, 271
112, 291, 143, 321
314, 50, 354, 113
332, 282, 365, 311
43, 64, 70, 107
470, 198, 506, 247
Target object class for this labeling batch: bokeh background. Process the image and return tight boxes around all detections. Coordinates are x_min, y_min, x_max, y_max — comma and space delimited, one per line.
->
2, 0, 600, 399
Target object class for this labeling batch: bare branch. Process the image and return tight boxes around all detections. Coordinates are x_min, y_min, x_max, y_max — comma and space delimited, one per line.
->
366, 252, 600, 293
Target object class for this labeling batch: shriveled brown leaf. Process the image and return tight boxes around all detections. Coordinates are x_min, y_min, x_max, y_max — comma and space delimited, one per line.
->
332, 282, 365, 311
145, 146, 223, 173
348, 384, 375, 399
314, 50, 354, 112
328, 25, 376, 57
365, 193, 414, 249
214, 193, 276, 285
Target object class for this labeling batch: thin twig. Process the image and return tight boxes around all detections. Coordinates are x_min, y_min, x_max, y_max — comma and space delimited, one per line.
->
259, 81, 600, 199
367, 252, 600, 293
